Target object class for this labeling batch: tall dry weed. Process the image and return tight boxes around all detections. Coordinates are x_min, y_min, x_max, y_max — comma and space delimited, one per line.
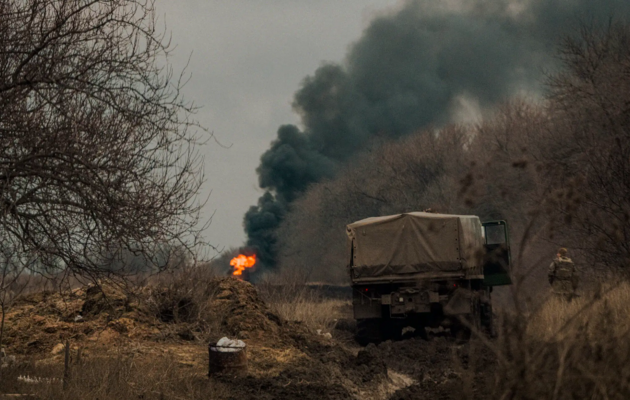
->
526, 282, 630, 342
491, 283, 630, 399
0, 354, 229, 400
258, 283, 349, 333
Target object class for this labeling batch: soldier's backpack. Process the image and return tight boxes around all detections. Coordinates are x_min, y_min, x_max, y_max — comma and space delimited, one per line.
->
554, 258, 575, 280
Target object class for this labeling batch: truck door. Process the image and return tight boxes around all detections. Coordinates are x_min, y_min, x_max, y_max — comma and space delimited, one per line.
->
482, 220, 512, 286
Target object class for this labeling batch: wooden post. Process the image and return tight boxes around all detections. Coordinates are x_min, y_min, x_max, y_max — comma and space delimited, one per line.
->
63, 340, 70, 391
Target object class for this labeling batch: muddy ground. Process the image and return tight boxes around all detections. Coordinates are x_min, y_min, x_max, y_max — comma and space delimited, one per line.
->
210, 328, 496, 400
0, 278, 497, 400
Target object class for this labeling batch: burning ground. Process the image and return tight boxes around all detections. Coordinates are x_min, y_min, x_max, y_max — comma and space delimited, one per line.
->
0, 277, 498, 400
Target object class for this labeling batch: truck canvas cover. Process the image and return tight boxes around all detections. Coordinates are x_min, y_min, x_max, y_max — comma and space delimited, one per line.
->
347, 212, 484, 280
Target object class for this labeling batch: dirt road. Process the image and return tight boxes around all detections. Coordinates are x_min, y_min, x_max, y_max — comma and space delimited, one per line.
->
370, 335, 496, 400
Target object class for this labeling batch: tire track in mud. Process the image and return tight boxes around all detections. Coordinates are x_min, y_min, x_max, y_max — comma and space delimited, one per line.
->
362, 336, 496, 400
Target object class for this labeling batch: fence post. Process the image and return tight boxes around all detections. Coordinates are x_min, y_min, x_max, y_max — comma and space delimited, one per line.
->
63, 340, 70, 391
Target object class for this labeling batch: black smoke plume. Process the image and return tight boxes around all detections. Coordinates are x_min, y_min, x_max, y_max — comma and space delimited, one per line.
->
244, 0, 630, 269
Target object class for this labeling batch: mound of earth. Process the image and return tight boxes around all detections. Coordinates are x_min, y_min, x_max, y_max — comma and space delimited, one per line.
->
3, 278, 292, 355
81, 282, 130, 318
3, 283, 162, 356
206, 278, 283, 340
4, 289, 88, 355
0, 277, 499, 400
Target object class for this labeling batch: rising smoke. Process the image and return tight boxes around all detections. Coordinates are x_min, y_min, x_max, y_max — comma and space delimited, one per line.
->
244, 0, 630, 269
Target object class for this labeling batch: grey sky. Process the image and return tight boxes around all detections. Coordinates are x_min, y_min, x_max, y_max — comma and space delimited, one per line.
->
154, 0, 401, 253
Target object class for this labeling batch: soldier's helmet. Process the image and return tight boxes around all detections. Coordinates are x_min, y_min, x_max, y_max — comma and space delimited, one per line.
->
558, 247, 568, 257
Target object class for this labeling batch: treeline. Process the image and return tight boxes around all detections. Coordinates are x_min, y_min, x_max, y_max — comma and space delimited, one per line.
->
273, 22, 630, 285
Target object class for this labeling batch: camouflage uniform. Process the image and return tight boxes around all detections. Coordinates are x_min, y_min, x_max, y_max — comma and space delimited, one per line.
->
548, 256, 578, 300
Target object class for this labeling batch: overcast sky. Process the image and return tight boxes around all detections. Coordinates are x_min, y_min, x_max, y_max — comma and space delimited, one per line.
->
154, 0, 402, 253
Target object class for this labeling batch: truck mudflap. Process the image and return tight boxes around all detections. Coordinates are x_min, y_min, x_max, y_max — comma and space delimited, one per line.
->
443, 288, 475, 315
354, 300, 381, 319
443, 288, 490, 317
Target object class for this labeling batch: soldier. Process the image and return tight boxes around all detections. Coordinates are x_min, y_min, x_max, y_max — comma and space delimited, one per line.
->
548, 248, 578, 301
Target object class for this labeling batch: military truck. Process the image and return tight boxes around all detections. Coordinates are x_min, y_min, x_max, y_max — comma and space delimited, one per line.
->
347, 212, 511, 344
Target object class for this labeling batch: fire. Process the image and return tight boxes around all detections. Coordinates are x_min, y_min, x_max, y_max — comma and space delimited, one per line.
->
230, 254, 256, 277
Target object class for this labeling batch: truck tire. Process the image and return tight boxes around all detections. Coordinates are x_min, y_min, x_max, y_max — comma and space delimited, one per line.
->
418, 325, 429, 340
381, 317, 402, 342
356, 319, 382, 346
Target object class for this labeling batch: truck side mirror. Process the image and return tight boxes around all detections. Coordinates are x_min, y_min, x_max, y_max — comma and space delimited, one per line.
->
484, 223, 507, 245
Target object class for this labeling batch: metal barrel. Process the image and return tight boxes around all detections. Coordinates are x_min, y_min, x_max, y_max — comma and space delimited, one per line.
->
208, 342, 248, 375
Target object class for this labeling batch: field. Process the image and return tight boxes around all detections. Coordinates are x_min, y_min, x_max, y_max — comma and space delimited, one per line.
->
0, 275, 627, 400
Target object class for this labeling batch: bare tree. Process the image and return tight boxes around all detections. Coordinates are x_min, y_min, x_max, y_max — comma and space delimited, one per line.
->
543, 21, 630, 272
0, 0, 208, 281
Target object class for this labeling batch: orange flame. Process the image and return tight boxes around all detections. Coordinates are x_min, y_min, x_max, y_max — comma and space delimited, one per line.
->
230, 254, 256, 277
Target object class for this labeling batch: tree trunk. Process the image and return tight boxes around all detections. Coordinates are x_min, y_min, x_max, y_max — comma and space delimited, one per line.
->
0, 303, 6, 384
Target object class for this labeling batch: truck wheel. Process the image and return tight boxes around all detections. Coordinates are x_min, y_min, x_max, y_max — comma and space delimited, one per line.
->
381, 318, 402, 342
356, 319, 382, 346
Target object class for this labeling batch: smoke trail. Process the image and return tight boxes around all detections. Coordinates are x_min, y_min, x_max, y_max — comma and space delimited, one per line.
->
244, 0, 630, 269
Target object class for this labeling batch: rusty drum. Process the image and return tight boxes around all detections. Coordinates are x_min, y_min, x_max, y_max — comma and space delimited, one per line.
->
208, 342, 248, 375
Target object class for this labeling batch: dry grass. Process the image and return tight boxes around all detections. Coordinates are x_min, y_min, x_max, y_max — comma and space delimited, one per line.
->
492, 282, 630, 399
0, 354, 230, 400
268, 297, 348, 332
257, 284, 350, 333
527, 282, 630, 342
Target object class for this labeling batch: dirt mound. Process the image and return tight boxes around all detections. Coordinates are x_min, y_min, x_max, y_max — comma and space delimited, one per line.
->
2, 278, 290, 355
5, 290, 87, 355
207, 278, 283, 340
81, 282, 129, 318
3, 285, 163, 355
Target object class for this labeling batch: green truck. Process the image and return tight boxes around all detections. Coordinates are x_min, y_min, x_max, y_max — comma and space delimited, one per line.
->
347, 212, 511, 344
